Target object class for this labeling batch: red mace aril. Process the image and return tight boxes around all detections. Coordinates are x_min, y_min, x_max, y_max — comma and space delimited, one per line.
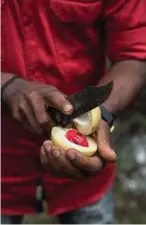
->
65, 129, 89, 147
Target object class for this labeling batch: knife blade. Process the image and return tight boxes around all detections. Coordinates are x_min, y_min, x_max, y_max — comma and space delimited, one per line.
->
48, 81, 113, 126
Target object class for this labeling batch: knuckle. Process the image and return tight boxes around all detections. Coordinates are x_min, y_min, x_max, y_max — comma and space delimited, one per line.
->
74, 155, 85, 165
24, 90, 39, 101
89, 165, 101, 173
90, 161, 102, 172
21, 90, 29, 99
39, 118, 49, 127
84, 157, 102, 173
29, 90, 38, 99
29, 90, 38, 97
19, 101, 26, 111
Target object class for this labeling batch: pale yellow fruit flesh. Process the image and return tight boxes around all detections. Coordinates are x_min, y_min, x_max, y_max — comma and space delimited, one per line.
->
73, 107, 101, 135
51, 107, 101, 156
51, 127, 97, 157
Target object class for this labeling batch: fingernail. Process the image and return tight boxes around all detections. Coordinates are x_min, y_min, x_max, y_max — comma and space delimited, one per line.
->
53, 149, 61, 158
63, 104, 73, 113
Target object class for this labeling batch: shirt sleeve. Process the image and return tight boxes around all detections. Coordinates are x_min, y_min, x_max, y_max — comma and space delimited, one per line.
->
104, 0, 146, 63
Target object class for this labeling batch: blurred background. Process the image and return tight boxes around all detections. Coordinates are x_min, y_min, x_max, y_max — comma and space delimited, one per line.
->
23, 86, 146, 224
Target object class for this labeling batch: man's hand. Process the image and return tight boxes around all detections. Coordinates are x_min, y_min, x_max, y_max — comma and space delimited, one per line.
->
40, 120, 116, 179
3, 77, 73, 134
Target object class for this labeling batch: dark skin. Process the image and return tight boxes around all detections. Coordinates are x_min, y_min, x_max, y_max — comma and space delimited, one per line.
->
2, 75, 73, 135
2, 60, 146, 179
40, 120, 112, 179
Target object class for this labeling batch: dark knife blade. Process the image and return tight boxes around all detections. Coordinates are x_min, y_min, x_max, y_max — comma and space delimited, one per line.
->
48, 81, 113, 126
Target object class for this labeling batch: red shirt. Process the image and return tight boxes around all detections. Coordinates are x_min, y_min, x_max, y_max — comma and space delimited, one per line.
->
1, 0, 146, 216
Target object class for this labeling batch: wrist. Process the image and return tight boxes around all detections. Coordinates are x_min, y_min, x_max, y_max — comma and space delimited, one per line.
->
99, 104, 116, 128
2, 76, 27, 103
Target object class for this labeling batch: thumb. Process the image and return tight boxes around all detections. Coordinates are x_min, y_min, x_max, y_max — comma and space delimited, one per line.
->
96, 120, 116, 162
45, 86, 73, 115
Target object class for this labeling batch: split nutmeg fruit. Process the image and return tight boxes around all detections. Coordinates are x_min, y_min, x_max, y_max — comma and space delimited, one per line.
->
51, 107, 101, 157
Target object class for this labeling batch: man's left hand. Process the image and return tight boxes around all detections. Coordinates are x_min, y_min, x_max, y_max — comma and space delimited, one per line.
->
40, 120, 116, 179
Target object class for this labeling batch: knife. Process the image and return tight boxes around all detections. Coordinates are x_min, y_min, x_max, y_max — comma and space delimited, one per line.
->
47, 81, 113, 126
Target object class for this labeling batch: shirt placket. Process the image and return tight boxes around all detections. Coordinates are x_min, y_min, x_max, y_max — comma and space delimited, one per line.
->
21, 0, 40, 80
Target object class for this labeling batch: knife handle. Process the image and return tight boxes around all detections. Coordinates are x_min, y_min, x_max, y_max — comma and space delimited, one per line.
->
48, 107, 72, 126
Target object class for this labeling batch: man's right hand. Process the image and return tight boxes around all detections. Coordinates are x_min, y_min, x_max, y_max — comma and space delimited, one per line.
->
2, 75, 73, 134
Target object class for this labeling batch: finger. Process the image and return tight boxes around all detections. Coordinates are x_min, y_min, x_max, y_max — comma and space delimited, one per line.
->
40, 146, 48, 165
11, 96, 33, 132
66, 149, 103, 173
19, 95, 43, 134
22, 120, 34, 133
40, 145, 58, 174
12, 96, 24, 122
43, 141, 84, 179
13, 106, 34, 132
45, 145, 84, 179
97, 120, 116, 162
24, 91, 54, 132
44, 86, 73, 115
